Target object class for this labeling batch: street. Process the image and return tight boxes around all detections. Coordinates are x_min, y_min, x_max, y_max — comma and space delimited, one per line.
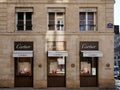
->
0, 79, 120, 90
115, 79, 120, 90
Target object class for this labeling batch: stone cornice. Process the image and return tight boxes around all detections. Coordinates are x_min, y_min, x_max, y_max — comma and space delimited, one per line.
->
0, 0, 114, 4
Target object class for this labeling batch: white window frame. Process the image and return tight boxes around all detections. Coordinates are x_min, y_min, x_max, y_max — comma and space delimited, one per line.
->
80, 8, 97, 31
47, 8, 65, 31
15, 8, 33, 31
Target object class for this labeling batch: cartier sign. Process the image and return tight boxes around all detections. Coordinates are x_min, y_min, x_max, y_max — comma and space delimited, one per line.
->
14, 42, 33, 50
80, 42, 98, 50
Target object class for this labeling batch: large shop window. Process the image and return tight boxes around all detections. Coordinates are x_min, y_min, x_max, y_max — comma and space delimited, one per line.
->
48, 8, 65, 31
80, 57, 98, 76
16, 7, 33, 31
47, 41, 66, 75
79, 8, 97, 31
47, 41, 67, 87
48, 57, 65, 75
15, 57, 33, 76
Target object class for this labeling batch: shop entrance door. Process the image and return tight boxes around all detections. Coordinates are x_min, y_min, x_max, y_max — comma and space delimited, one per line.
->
15, 57, 33, 87
80, 57, 98, 87
47, 57, 66, 87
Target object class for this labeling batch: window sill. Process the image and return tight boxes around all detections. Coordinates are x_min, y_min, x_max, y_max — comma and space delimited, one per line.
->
46, 30, 65, 34
15, 30, 33, 32
80, 30, 97, 32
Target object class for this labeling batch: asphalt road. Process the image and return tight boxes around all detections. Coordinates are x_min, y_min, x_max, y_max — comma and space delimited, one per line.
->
115, 79, 120, 90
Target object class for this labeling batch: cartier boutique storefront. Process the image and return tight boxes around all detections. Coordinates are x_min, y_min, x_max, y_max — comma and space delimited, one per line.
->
47, 41, 68, 87
13, 42, 33, 87
80, 41, 103, 87
12, 41, 104, 87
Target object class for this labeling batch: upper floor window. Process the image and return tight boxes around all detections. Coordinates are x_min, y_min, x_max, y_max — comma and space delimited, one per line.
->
79, 8, 97, 31
16, 7, 33, 31
48, 8, 65, 31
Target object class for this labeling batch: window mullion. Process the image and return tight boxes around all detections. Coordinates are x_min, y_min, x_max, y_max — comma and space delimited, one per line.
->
86, 12, 88, 31
24, 12, 26, 31
94, 12, 96, 31
16, 13, 18, 30
55, 13, 57, 31
63, 13, 64, 31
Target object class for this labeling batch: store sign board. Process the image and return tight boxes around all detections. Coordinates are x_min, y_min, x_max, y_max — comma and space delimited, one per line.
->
14, 42, 33, 50
80, 42, 98, 50
48, 51, 68, 57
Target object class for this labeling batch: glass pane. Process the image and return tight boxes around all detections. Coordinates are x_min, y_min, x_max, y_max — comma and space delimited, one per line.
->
88, 12, 95, 31
56, 12, 64, 31
26, 12, 32, 20
26, 21, 32, 30
17, 12, 24, 30
49, 13, 55, 20
17, 25, 24, 31
88, 12, 94, 20
18, 12, 24, 20
48, 13, 55, 30
80, 57, 97, 76
80, 21, 86, 25
80, 12, 86, 31
17, 21, 24, 30
17, 58, 32, 76
80, 12, 86, 20
80, 25, 86, 31
48, 25, 55, 30
18, 62, 31, 76
88, 21, 94, 25
48, 58, 65, 75
81, 60, 91, 75
49, 21, 55, 25
88, 25, 94, 31
26, 12, 32, 30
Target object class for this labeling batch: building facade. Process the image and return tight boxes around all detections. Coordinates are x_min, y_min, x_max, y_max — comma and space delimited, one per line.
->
0, 0, 114, 89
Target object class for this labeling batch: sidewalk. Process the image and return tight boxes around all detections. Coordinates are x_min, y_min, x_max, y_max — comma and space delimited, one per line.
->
0, 87, 116, 90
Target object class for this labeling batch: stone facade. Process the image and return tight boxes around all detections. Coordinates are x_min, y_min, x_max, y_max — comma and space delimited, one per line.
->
0, 0, 114, 89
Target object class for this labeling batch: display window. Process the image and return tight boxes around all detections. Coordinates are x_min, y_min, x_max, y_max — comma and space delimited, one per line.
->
15, 57, 32, 76
48, 57, 65, 76
80, 57, 97, 76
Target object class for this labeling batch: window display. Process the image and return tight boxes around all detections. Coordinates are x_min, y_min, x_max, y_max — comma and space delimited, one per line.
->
81, 61, 91, 75
80, 57, 97, 76
16, 57, 32, 76
48, 57, 65, 75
